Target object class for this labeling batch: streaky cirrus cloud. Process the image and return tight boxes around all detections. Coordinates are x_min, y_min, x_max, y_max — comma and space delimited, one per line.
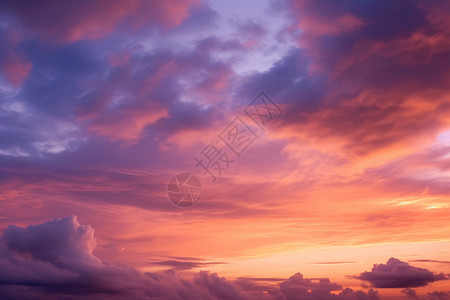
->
410, 260, 450, 265
150, 259, 226, 271
356, 258, 447, 288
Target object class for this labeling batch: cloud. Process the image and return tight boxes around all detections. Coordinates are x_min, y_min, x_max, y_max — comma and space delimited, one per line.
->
401, 289, 450, 300
356, 258, 448, 288
0, 216, 383, 300
0, 1, 449, 298
0, 216, 260, 300
3, 215, 99, 267
409, 260, 450, 265
241, 0, 450, 158
278, 273, 380, 300
402, 288, 420, 299
235, 277, 284, 294
0, 26, 32, 86
311, 262, 358, 265
428, 291, 450, 300
0, 0, 201, 43
150, 259, 226, 271
280, 273, 343, 292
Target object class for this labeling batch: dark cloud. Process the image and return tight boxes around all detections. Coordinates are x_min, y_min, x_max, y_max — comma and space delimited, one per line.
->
0, 216, 385, 300
150, 259, 226, 271
356, 258, 448, 288
279, 273, 380, 300
0, 216, 263, 300
279, 272, 342, 293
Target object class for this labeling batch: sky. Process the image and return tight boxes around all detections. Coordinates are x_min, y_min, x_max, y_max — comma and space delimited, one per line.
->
0, 0, 449, 299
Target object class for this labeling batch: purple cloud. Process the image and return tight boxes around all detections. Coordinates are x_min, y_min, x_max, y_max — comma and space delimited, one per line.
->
356, 258, 448, 288
0, 216, 258, 299
0, 216, 383, 300
0, 0, 201, 43
278, 273, 380, 300
428, 291, 450, 300
239, 0, 450, 157
150, 259, 226, 270
402, 288, 420, 299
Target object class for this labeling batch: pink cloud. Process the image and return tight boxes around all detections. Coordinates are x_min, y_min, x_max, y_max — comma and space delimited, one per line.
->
263, 0, 450, 160
0, 27, 32, 86
289, 0, 365, 37
88, 105, 168, 142
0, 0, 200, 43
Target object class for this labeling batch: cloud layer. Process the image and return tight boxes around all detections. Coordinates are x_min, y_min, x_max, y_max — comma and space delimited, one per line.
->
0, 0, 449, 299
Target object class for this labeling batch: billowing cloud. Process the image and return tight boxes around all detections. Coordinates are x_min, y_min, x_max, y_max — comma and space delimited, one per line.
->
356, 258, 447, 288
0, 216, 384, 300
0, 216, 261, 300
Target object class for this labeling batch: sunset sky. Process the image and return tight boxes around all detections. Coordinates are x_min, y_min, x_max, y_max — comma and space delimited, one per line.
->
0, 0, 449, 299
